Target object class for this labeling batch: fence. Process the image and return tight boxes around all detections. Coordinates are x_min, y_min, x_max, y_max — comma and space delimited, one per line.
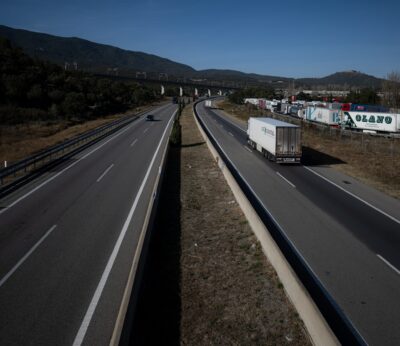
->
0, 110, 147, 198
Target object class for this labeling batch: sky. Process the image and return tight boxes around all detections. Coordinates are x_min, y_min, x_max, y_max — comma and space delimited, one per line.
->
1, 0, 400, 78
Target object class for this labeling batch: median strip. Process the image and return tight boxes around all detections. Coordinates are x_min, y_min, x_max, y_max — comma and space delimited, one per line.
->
179, 104, 310, 344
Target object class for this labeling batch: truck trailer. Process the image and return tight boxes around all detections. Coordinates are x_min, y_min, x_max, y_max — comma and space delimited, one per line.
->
205, 100, 213, 108
247, 117, 302, 163
305, 107, 341, 125
342, 111, 400, 133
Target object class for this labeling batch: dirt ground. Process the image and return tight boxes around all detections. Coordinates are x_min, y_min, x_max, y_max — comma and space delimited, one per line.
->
0, 103, 163, 165
217, 100, 400, 199
179, 104, 310, 345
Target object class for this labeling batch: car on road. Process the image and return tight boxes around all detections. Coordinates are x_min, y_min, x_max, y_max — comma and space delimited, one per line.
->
145, 114, 154, 121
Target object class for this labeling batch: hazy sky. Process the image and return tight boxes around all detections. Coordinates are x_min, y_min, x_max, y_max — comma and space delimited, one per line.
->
1, 0, 399, 78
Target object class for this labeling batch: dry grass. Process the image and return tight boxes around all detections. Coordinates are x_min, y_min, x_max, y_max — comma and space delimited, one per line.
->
0, 104, 162, 165
180, 104, 310, 345
216, 100, 400, 199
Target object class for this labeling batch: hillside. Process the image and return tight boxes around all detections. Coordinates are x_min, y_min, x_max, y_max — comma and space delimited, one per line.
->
296, 71, 384, 89
0, 25, 386, 88
0, 37, 159, 125
197, 69, 291, 83
0, 25, 196, 77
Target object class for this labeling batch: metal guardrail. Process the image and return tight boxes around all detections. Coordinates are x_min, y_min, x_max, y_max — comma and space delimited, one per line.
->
193, 101, 366, 345
0, 109, 149, 198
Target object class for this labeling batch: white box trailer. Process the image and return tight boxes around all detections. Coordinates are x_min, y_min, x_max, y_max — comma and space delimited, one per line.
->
247, 117, 302, 163
343, 111, 400, 133
305, 107, 341, 125
244, 98, 259, 106
280, 103, 291, 114
205, 100, 213, 108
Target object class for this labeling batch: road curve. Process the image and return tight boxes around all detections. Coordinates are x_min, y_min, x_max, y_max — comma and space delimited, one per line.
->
196, 100, 400, 346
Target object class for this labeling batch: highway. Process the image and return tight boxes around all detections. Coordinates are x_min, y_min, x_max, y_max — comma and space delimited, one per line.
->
0, 103, 177, 345
196, 100, 400, 346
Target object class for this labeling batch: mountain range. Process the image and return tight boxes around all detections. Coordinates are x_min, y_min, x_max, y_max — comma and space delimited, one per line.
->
0, 25, 385, 89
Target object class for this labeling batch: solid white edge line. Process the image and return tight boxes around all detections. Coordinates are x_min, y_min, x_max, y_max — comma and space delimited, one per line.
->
196, 103, 323, 276
377, 254, 400, 275
244, 146, 253, 153
276, 172, 296, 188
80, 124, 133, 160
0, 123, 134, 216
96, 164, 114, 183
130, 139, 138, 147
72, 112, 176, 346
195, 103, 367, 344
208, 102, 400, 225
0, 225, 57, 288
304, 166, 400, 225
0, 103, 174, 216
208, 106, 247, 133
206, 102, 400, 225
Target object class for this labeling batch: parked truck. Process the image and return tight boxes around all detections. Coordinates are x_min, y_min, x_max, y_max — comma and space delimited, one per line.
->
342, 111, 400, 133
305, 107, 341, 125
247, 117, 302, 163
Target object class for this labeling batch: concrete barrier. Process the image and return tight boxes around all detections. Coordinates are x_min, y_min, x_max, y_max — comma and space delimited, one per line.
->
110, 109, 178, 346
193, 105, 339, 346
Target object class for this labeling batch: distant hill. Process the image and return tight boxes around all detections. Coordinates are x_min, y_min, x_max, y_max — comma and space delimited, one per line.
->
296, 71, 384, 89
0, 25, 385, 89
0, 25, 196, 77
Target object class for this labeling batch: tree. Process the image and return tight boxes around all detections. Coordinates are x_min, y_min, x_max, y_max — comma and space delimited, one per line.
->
62, 92, 87, 119
382, 71, 400, 110
345, 88, 379, 104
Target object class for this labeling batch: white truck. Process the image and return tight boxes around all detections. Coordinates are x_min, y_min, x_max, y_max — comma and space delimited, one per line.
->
305, 107, 341, 125
247, 117, 302, 163
343, 111, 400, 133
205, 100, 213, 108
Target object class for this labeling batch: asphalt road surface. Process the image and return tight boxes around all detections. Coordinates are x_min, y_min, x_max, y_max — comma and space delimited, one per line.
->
0, 103, 177, 346
196, 100, 400, 346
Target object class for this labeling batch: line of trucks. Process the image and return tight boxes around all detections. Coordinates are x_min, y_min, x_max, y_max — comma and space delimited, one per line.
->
244, 98, 400, 134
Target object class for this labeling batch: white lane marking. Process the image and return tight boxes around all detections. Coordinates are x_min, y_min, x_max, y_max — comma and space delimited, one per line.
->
80, 124, 133, 160
208, 107, 246, 132
96, 164, 114, 183
377, 254, 400, 275
304, 166, 400, 225
0, 225, 57, 288
72, 111, 176, 346
276, 172, 296, 188
143, 128, 149, 134
228, 132, 234, 137
196, 106, 368, 344
130, 139, 138, 147
206, 102, 400, 224
244, 146, 253, 153
0, 123, 135, 216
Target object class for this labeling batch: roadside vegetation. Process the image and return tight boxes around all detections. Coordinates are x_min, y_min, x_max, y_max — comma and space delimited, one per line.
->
0, 37, 165, 164
0, 38, 160, 125
217, 99, 400, 199
131, 103, 311, 344
179, 104, 309, 344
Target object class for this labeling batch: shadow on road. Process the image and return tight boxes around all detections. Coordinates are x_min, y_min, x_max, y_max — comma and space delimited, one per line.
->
120, 144, 181, 345
302, 146, 346, 166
